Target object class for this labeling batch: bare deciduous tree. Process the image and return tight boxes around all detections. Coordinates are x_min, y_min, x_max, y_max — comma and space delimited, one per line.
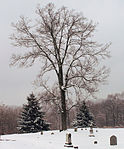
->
10, 3, 110, 130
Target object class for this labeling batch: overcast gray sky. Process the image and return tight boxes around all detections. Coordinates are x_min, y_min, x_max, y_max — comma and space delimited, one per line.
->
0, 0, 124, 105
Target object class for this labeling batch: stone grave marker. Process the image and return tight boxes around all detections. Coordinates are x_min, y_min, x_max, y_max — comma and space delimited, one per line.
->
74, 146, 78, 149
64, 133, 73, 147
110, 135, 117, 145
90, 127, 93, 134
94, 141, 97, 144
74, 128, 77, 132
41, 131, 43, 135
89, 127, 95, 137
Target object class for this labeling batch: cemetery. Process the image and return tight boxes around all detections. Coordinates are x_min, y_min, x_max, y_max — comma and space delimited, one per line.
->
0, 127, 123, 149
0, 1, 123, 149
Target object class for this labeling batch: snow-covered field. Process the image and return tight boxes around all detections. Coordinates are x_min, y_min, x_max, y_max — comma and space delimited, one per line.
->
0, 128, 123, 149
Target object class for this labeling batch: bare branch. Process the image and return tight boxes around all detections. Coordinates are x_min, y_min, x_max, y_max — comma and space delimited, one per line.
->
10, 3, 111, 130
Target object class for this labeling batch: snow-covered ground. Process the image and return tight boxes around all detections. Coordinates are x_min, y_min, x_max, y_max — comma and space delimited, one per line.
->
0, 128, 123, 149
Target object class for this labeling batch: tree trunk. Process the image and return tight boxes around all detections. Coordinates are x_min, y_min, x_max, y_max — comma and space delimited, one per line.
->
58, 65, 67, 130
60, 89, 67, 130
67, 111, 70, 128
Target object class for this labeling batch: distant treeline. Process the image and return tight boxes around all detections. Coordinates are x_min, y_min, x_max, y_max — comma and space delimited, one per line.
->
0, 92, 124, 134
88, 93, 124, 127
44, 92, 124, 129
0, 105, 21, 135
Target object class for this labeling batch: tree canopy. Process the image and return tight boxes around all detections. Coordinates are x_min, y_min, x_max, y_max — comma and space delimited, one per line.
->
10, 3, 110, 130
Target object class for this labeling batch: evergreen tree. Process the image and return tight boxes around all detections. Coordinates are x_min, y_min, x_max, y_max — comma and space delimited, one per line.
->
73, 101, 95, 128
18, 93, 49, 133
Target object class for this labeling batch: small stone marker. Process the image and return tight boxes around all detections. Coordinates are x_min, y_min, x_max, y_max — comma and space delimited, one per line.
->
74, 128, 77, 132
89, 127, 95, 137
74, 146, 78, 149
51, 132, 54, 135
90, 127, 93, 134
85, 128, 87, 130
64, 133, 73, 147
94, 141, 97, 144
81, 128, 83, 130
110, 135, 117, 145
41, 131, 43, 135
89, 134, 95, 137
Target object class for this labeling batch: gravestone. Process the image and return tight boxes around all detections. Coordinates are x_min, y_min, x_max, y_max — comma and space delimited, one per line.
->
51, 132, 54, 135
89, 134, 95, 137
94, 141, 97, 144
90, 127, 93, 134
41, 131, 43, 135
64, 133, 73, 147
81, 128, 83, 130
110, 135, 117, 145
74, 128, 77, 132
89, 127, 95, 137
74, 146, 78, 149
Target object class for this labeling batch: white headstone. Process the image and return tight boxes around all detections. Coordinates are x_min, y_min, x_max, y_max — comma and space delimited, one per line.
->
66, 133, 72, 145
64, 133, 73, 147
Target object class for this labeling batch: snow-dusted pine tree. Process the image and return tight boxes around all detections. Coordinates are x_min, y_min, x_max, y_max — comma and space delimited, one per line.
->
73, 101, 95, 128
18, 93, 49, 133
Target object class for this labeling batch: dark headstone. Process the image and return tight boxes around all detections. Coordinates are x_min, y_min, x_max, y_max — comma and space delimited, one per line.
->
74, 146, 78, 149
89, 134, 95, 137
41, 131, 43, 135
89, 127, 94, 137
74, 128, 77, 132
90, 129, 93, 134
110, 135, 117, 145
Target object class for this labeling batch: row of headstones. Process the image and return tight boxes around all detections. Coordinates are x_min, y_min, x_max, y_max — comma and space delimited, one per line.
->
64, 128, 117, 148
74, 127, 117, 145
40, 127, 87, 135
41, 128, 117, 147
88, 127, 117, 146
74, 127, 95, 137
